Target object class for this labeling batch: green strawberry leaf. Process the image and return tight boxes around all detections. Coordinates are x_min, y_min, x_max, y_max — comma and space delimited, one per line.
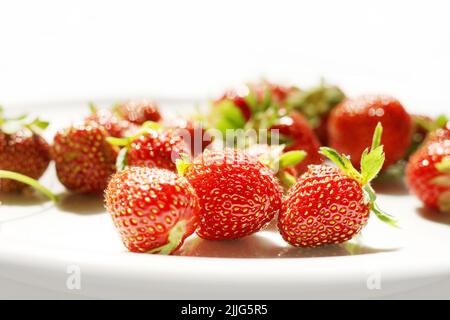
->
436, 159, 450, 174
435, 114, 449, 129
430, 175, 450, 187
88, 102, 98, 114
107, 137, 130, 147
363, 184, 398, 228
320, 147, 362, 183
148, 220, 187, 255
0, 170, 57, 202
176, 153, 192, 176
115, 147, 129, 171
278, 150, 307, 170
360, 123, 385, 185
278, 171, 298, 190
213, 100, 246, 135
27, 118, 50, 131
140, 121, 163, 131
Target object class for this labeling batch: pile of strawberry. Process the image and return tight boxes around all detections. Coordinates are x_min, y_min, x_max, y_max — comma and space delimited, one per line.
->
1, 80, 449, 255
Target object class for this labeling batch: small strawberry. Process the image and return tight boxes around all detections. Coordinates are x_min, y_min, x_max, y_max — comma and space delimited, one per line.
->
114, 99, 162, 125
108, 123, 190, 172
279, 123, 396, 247
52, 124, 118, 194
178, 148, 283, 240
328, 95, 412, 169
270, 111, 323, 174
406, 138, 450, 212
0, 109, 51, 193
85, 104, 134, 138
165, 117, 212, 157
105, 167, 200, 254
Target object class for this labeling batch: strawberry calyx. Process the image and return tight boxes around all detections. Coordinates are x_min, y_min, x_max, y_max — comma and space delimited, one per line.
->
414, 114, 448, 133
147, 220, 187, 255
0, 106, 49, 135
176, 153, 193, 177
0, 170, 57, 202
433, 158, 450, 212
320, 123, 398, 227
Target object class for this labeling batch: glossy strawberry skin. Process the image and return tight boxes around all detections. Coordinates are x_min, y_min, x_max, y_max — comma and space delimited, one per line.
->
127, 129, 190, 172
116, 100, 162, 125
279, 165, 370, 247
271, 111, 323, 174
328, 95, 412, 169
406, 139, 450, 211
0, 130, 51, 192
184, 149, 283, 240
85, 108, 134, 138
105, 167, 200, 253
52, 124, 118, 194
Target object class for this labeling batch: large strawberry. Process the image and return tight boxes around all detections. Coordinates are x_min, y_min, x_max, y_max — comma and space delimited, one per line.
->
406, 138, 450, 212
178, 148, 283, 240
109, 123, 190, 172
0, 110, 51, 193
328, 95, 412, 169
270, 111, 323, 174
114, 99, 162, 125
105, 167, 200, 254
52, 124, 118, 193
279, 123, 396, 247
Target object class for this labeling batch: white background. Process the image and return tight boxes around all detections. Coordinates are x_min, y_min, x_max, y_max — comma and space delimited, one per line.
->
0, 0, 449, 111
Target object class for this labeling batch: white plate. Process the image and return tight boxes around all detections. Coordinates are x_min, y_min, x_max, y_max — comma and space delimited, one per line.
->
1, 100, 450, 299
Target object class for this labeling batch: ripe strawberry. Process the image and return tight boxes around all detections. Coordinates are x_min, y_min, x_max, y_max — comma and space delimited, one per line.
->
110, 124, 190, 172
105, 167, 200, 254
0, 109, 51, 193
85, 106, 134, 138
52, 124, 118, 193
179, 148, 283, 240
114, 99, 162, 125
271, 111, 323, 174
328, 95, 412, 169
279, 123, 396, 247
406, 138, 450, 212
165, 117, 212, 157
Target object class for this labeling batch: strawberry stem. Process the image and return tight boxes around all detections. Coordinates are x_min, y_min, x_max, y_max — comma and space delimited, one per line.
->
106, 137, 130, 146
278, 150, 307, 170
0, 170, 57, 202
148, 220, 187, 255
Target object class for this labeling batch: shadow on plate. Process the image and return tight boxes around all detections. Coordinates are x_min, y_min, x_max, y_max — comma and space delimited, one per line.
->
0, 190, 50, 206
417, 207, 450, 226
175, 232, 397, 259
57, 192, 106, 215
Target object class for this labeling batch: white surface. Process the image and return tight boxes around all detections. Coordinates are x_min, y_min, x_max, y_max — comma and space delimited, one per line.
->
0, 101, 450, 299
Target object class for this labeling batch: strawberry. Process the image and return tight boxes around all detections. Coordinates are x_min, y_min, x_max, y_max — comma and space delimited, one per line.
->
0, 109, 51, 193
109, 123, 190, 172
406, 138, 450, 212
52, 124, 118, 194
114, 99, 162, 125
328, 95, 412, 169
285, 82, 345, 145
270, 111, 323, 174
165, 117, 212, 157
85, 104, 134, 138
279, 123, 396, 247
178, 148, 283, 240
105, 167, 200, 254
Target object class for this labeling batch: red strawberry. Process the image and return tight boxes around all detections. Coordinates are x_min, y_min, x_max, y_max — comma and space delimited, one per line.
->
165, 117, 212, 157
279, 123, 396, 247
406, 138, 450, 212
328, 95, 412, 169
111, 124, 190, 172
52, 124, 118, 193
0, 111, 51, 193
271, 111, 323, 174
114, 99, 162, 125
179, 148, 283, 240
85, 107, 134, 138
105, 167, 200, 254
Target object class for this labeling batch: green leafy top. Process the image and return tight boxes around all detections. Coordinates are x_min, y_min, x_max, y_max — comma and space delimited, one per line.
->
320, 123, 397, 227
0, 105, 49, 135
